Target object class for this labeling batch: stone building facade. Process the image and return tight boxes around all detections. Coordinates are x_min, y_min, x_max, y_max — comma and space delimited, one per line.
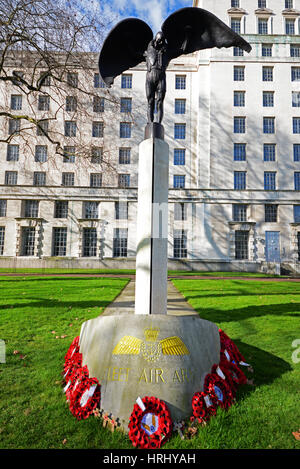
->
0, 0, 300, 272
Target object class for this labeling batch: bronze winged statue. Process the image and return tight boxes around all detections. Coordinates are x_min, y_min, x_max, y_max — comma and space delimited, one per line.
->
99, 7, 251, 125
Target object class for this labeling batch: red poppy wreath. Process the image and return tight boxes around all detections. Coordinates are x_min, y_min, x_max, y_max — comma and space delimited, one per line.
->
69, 375, 101, 420
191, 391, 218, 424
128, 396, 173, 449
204, 372, 234, 409
219, 329, 245, 365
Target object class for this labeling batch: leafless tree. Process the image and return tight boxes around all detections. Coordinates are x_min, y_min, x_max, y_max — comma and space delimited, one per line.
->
0, 0, 122, 174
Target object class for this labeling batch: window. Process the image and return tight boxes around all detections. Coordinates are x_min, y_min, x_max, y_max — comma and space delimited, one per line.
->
120, 122, 131, 138
263, 66, 273, 81
12, 70, 24, 85
66, 96, 77, 112
94, 73, 105, 88
298, 233, 300, 260
83, 201, 99, 219
67, 72, 78, 88
174, 123, 186, 139
233, 47, 244, 56
120, 98, 132, 113
258, 0, 266, 7
63, 146, 76, 163
234, 91, 245, 107
295, 172, 300, 190
263, 91, 274, 107
291, 67, 300, 81
292, 92, 300, 107
36, 120, 48, 136
174, 149, 186, 165
233, 204, 247, 222
119, 148, 131, 164
0, 227, 4, 255
82, 228, 97, 257
115, 201, 128, 220
90, 173, 102, 188
234, 143, 246, 161
20, 227, 35, 256
285, 0, 294, 7
121, 74, 132, 89
93, 96, 104, 113
231, 0, 240, 6
24, 200, 39, 218
35, 145, 47, 162
62, 172, 74, 186
54, 201, 68, 218
175, 75, 186, 89
118, 174, 130, 188
231, 18, 241, 33
92, 121, 104, 138
0, 200, 7, 217
234, 171, 246, 190
39, 72, 51, 87
264, 143, 276, 161
234, 66, 245, 81
293, 117, 300, 133
294, 144, 300, 161
10, 95, 22, 110
234, 117, 246, 133
52, 227, 67, 256
7, 144, 19, 161
265, 204, 277, 222
64, 121, 76, 137
235, 231, 249, 259
294, 205, 300, 222
290, 44, 300, 57
38, 95, 50, 111
5, 171, 17, 185
174, 203, 187, 221
8, 119, 20, 135
262, 44, 272, 57
286, 19, 295, 35
263, 117, 275, 133
264, 171, 276, 190
91, 147, 103, 164
113, 228, 128, 257
33, 172, 46, 186
175, 99, 186, 114
173, 230, 187, 258
173, 175, 185, 188
258, 18, 268, 34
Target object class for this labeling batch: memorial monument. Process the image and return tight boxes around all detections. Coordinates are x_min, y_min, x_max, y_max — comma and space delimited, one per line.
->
77, 7, 251, 431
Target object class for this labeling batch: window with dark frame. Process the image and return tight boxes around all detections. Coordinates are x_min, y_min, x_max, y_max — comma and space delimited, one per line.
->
8, 119, 20, 135
263, 66, 273, 81
66, 96, 77, 112
64, 121, 76, 137
233, 204, 247, 222
7, 144, 19, 161
293, 205, 300, 222
93, 97, 105, 113
264, 171, 276, 190
0, 200, 7, 217
91, 147, 103, 164
35, 145, 48, 162
118, 174, 130, 188
33, 172, 46, 186
265, 204, 277, 222
94, 73, 105, 88
292, 67, 300, 81
120, 97, 132, 113
294, 144, 300, 161
234, 171, 246, 190
173, 229, 187, 258
90, 173, 102, 188
290, 44, 300, 57
175, 99, 186, 114
83, 201, 99, 219
0, 227, 4, 255
234, 66, 245, 81
235, 230, 249, 259
10, 95, 22, 110
63, 146, 76, 163
174, 123, 186, 139
298, 233, 300, 261
36, 120, 49, 136
5, 171, 18, 185
293, 117, 300, 133
263, 91, 274, 107
258, 18, 268, 34
262, 44, 272, 57
174, 202, 187, 221
113, 228, 128, 257
263, 117, 275, 133
173, 175, 185, 188
38, 95, 50, 111
234, 143, 246, 161
82, 228, 97, 257
175, 75, 186, 89
119, 148, 131, 164
264, 143, 276, 161
21, 227, 35, 256
54, 201, 68, 218
233, 47, 244, 56
24, 200, 39, 218
121, 74, 132, 89
234, 91, 245, 107
67, 72, 78, 88
62, 172, 74, 186
120, 122, 131, 138
292, 92, 300, 107
234, 117, 246, 133
295, 172, 300, 190
174, 149, 186, 165
92, 121, 104, 137
115, 201, 128, 220
52, 227, 67, 256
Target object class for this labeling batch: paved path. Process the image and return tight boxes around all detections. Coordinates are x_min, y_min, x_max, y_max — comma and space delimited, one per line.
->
102, 280, 198, 316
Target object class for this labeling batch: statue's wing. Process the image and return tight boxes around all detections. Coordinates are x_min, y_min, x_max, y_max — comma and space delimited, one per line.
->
162, 7, 251, 60
160, 337, 190, 356
112, 336, 142, 355
99, 18, 153, 87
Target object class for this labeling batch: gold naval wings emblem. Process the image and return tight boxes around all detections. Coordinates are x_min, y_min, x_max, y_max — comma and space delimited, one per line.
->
112, 327, 189, 363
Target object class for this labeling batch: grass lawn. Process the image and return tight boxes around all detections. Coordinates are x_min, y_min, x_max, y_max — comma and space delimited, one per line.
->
0, 276, 299, 449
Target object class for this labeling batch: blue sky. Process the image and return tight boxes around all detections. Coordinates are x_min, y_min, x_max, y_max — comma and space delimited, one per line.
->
99, 0, 193, 32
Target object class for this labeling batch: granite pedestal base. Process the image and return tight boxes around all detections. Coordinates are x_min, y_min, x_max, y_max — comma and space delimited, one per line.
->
79, 314, 220, 431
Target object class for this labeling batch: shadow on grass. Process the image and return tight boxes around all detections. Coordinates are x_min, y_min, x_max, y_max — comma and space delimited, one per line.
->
0, 299, 115, 311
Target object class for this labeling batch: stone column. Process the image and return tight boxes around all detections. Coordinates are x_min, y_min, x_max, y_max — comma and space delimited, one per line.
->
135, 124, 169, 315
